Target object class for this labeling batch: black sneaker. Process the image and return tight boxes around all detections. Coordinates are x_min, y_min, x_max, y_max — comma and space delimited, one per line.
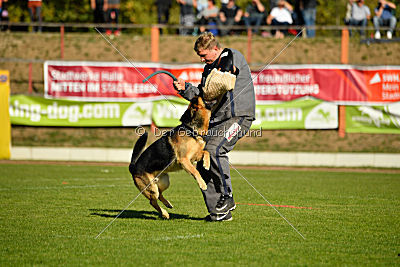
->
215, 194, 236, 214
204, 212, 232, 222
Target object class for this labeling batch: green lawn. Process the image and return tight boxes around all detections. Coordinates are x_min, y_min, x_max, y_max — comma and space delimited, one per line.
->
0, 163, 399, 265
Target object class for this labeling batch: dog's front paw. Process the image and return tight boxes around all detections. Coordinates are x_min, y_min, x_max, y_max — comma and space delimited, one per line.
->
203, 159, 210, 170
199, 181, 207, 191
203, 151, 210, 170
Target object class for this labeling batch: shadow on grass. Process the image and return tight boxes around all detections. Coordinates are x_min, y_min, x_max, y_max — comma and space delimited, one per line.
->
90, 209, 204, 221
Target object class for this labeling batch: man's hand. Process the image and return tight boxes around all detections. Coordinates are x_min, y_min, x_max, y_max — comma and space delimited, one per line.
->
173, 79, 186, 91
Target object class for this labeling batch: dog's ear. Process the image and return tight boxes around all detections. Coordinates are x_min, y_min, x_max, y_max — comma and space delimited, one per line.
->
180, 105, 193, 123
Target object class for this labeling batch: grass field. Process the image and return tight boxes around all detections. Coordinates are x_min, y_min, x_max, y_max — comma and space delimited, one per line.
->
0, 163, 399, 265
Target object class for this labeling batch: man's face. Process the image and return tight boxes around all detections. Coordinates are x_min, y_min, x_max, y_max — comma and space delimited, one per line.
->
197, 47, 220, 64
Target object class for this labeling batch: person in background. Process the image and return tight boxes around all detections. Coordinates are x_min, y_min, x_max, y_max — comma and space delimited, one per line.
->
218, 0, 243, 36
106, 0, 121, 37
299, 0, 316, 38
373, 0, 397, 39
156, 0, 172, 34
196, 0, 219, 35
348, 0, 370, 38
91, 0, 107, 32
243, 0, 266, 34
177, 0, 197, 35
266, 0, 293, 38
28, 0, 42, 33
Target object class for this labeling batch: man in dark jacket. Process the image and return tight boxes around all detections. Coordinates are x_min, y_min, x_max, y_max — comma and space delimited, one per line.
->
173, 32, 255, 221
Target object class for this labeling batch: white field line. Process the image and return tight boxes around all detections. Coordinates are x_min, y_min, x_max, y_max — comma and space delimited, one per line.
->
54, 233, 204, 241
0, 184, 131, 191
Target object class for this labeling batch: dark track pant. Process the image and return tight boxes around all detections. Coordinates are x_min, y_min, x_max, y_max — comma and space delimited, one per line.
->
197, 116, 253, 215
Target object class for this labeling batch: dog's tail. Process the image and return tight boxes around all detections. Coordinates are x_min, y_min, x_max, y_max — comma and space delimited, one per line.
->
129, 132, 148, 174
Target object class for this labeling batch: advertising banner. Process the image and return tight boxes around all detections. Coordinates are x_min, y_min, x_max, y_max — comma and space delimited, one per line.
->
254, 65, 400, 104
253, 98, 338, 129
346, 104, 400, 134
10, 95, 338, 129
9, 95, 152, 127
44, 61, 203, 101
152, 97, 338, 129
45, 62, 400, 104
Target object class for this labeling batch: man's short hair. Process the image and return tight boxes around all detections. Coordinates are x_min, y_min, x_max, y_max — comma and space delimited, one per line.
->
194, 32, 221, 52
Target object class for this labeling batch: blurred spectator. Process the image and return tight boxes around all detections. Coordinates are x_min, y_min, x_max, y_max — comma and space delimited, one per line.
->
218, 0, 243, 36
196, 0, 219, 35
373, 0, 397, 39
156, 0, 172, 33
28, 0, 42, 33
299, 0, 316, 38
177, 0, 197, 35
0, 0, 9, 31
91, 0, 107, 32
244, 0, 265, 34
106, 0, 121, 37
348, 0, 370, 38
267, 0, 293, 38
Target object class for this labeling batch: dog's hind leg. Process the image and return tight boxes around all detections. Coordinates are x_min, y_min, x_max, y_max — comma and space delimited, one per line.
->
179, 158, 207, 190
157, 173, 173, 209
150, 198, 170, 219
135, 175, 170, 219
159, 193, 173, 209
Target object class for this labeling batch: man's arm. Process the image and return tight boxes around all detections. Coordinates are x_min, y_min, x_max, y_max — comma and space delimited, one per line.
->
365, 6, 371, 20
173, 79, 200, 101
255, 0, 265, 13
267, 8, 276, 25
103, 0, 108, 11
386, 1, 396, 9
234, 9, 243, 23
375, 2, 385, 17
284, 1, 293, 12
219, 10, 227, 22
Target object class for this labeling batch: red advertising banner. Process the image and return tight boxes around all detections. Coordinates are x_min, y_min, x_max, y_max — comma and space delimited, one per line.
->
254, 65, 400, 104
44, 61, 203, 101
44, 62, 400, 104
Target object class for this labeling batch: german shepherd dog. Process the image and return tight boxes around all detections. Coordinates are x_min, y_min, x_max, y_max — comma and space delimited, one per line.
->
129, 96, 211, 219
